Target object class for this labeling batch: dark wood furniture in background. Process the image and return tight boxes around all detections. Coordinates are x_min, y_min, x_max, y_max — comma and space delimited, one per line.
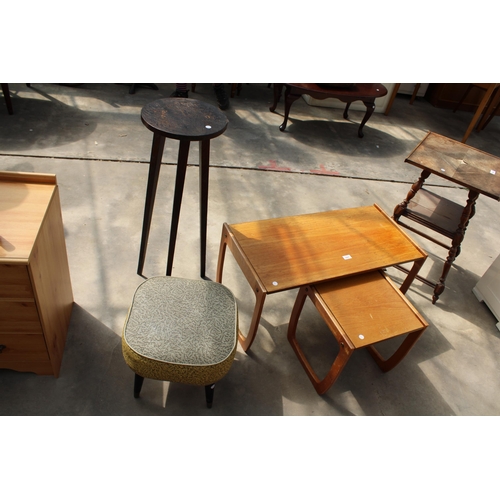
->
394, 132, 500, 303
138, 98, 228, 278
270, 83, 388, 137
1, 83, 13, 114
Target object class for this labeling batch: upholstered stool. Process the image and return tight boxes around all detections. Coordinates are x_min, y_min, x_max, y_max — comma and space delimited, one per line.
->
122, 276, 238, 408
288, 271, 428, 395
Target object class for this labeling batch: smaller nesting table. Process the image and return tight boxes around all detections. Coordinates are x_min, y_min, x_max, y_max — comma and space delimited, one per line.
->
288, 271, 428, 394
270, 83, 387, 137
138, 98, 228, 278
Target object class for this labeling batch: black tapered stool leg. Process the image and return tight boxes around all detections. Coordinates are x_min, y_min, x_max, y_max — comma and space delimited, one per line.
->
138, 133, 166, 276
205, 383, 215, 408
166, 140, 190, 276
199, 139, 210, 279
134, 374, 145, 398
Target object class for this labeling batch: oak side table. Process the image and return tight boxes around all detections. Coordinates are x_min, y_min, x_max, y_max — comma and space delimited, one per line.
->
394, 132, 500, 303
0, 171, 73, 376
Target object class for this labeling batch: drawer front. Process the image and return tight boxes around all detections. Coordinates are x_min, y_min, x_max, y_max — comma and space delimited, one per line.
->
0, 301, 42, 333
0, 264, 34, 299
0, 333, 53, 375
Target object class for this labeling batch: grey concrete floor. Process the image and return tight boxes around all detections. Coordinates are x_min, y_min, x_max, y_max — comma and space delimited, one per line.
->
1, 82, 500, 416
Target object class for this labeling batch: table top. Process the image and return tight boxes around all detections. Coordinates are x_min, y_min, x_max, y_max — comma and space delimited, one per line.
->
315, 271, 426, 349
228, 204, 426, 293
0, 171, 57, 262
405, 132, 500, 200
285, 83, 388, 99
141, 98, 228, 141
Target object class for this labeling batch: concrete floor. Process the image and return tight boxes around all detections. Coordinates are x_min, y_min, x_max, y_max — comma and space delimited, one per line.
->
1, 82, 500, 416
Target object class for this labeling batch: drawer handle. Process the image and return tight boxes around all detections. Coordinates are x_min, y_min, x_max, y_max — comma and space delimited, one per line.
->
0, 345, 5, 354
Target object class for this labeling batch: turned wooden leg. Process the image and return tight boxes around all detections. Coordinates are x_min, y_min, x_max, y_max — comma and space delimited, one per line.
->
393, 170, 431, 220
433, 190, 479, 303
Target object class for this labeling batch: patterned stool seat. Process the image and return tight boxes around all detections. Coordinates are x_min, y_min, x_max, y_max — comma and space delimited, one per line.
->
122, 276, 238, 408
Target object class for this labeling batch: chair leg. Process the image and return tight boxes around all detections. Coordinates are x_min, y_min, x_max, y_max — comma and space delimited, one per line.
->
134, 374, 144, 398
205, 384, 215, 408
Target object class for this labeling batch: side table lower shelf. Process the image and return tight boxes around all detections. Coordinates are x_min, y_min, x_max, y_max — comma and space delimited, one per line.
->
394, 187, 474, 302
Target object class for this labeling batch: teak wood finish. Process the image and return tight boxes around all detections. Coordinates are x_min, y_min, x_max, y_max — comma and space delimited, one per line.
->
138, 98, 228, 278
287, 271, 428, 394
216, 204, 427, 351
270, 83, 388, 137
394, 132, 500, 303
0, 171, 73, 376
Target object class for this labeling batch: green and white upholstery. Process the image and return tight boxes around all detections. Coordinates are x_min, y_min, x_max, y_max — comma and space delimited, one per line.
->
122, 276, 238, 408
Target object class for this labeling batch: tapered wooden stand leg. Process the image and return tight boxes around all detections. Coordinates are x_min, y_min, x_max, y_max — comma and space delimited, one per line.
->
199, 139, 210, 279
166, 140, 190, 276
138, 133, 166, 276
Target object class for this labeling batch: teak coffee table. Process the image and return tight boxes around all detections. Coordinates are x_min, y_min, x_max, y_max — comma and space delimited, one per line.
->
270, 83, 388, 137
216, 204, 427, 351
394, 132, 500, 303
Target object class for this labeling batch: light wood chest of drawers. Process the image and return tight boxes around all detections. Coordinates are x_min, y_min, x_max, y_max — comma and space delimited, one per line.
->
0, 171, 73, 376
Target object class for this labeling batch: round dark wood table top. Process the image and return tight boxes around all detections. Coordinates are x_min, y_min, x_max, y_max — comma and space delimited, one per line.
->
141, 98, 228, 141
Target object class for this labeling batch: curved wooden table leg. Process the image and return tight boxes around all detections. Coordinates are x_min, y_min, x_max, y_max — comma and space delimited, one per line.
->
287, 286, 353, 395
215, 223, 267, 352
279, 88, 301, 132
270, 84, 283, 112
367, 328, 425, 373
343, 102, 351, 120
238, 287, 267, 351
358, 101, 375, 138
